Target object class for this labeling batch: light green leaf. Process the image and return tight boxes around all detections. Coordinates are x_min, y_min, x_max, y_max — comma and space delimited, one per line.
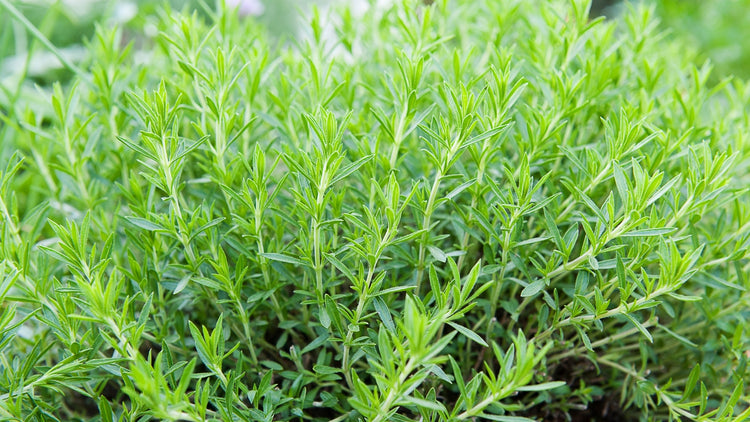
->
620, 227, 676, 237
427, 245, 447, 262
516, 381, 567, 391
126, 216, 168, 232
403, 395, 446, 412
261, 253, 309, 266
521, 279, 545, 297
373, 297, 395, 334
447, 322, 488, 347
622, 313, 653, 342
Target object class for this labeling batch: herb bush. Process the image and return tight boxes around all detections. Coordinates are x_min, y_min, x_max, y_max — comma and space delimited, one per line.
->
1, 0, 749, 420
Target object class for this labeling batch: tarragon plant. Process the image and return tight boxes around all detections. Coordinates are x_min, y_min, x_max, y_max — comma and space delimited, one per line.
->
0, 0, 748, 420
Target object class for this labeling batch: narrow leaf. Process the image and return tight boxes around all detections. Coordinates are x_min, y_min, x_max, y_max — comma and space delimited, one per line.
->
261, 253, 308, 266
126, 216, 168, 232
447, 322, 488, 347
516, 381, 567, 391
622, 313, 653, 342
373, 297, 396, 334
620, 227, 676, 238
521, 279, 545, 297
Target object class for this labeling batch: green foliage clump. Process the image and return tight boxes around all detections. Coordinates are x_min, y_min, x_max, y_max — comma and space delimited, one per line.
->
1, 0, 749, 420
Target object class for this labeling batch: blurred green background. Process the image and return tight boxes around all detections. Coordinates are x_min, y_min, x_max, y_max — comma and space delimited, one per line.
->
0, 0, 300, 81
1, 0, 748, 86
596, 0, 750, 83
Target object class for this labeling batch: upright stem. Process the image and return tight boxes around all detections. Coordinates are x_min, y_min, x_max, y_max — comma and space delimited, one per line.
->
370, 357, 417, 422
313, 217, 324, 303
313, 165, 330, 304
388, 102, 410, 171
415, 171, 443, 295
341, 265, 375, 388
341, 228, 391, 388
255, 207, 285, 321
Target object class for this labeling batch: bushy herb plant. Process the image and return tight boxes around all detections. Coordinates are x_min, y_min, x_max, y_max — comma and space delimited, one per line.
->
1, 0, 749, 420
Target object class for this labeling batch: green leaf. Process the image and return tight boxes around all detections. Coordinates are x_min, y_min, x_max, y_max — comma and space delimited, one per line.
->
261, 253, 309, 266
319, 307, 331, 329
683, 364, 701, 399
447, 322, 488, 347
325, 253, 357, 283
464, 125, 508, 149
260, 360, 284, 371
188, 321, 215, 369
324, 295, 346, 335
516, 381, 566, 391
478, 415, 536, 422
718, 380, 743, 418
573, 186, 606, 223
427, 245, 447, 263
403, 395, 446, 412
301, 334, 329, 355
126, 216, 168, 232
613, 161, 629, 204
544, 209, 563, 250
329, 155, 373, 186
620, 227, 677, 237
373, 297, 396, 334
646, 175, 679, 207
514, 236, 551, 247
372, 285, 416, 297
658, 324, 698, 348
425, 363, 452, 383
446, 179, 476, 201
98, 397, 114, 422
521, 279, 545, 297
622, 313, 653, 342
313, 364, 342, 375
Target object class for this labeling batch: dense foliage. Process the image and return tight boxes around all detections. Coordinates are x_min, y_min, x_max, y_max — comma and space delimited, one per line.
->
1, 0, 749, 420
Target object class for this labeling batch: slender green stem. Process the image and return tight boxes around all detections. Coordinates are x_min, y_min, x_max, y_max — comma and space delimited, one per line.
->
547, 320, 655, 363
388, 102, 410, 170
455, 383, 516, 420
415, 171, 443, 294
341, 273, 373, 388
255, 207, 285, 321
371, 357, 417, 422
597, 357, 696, 419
